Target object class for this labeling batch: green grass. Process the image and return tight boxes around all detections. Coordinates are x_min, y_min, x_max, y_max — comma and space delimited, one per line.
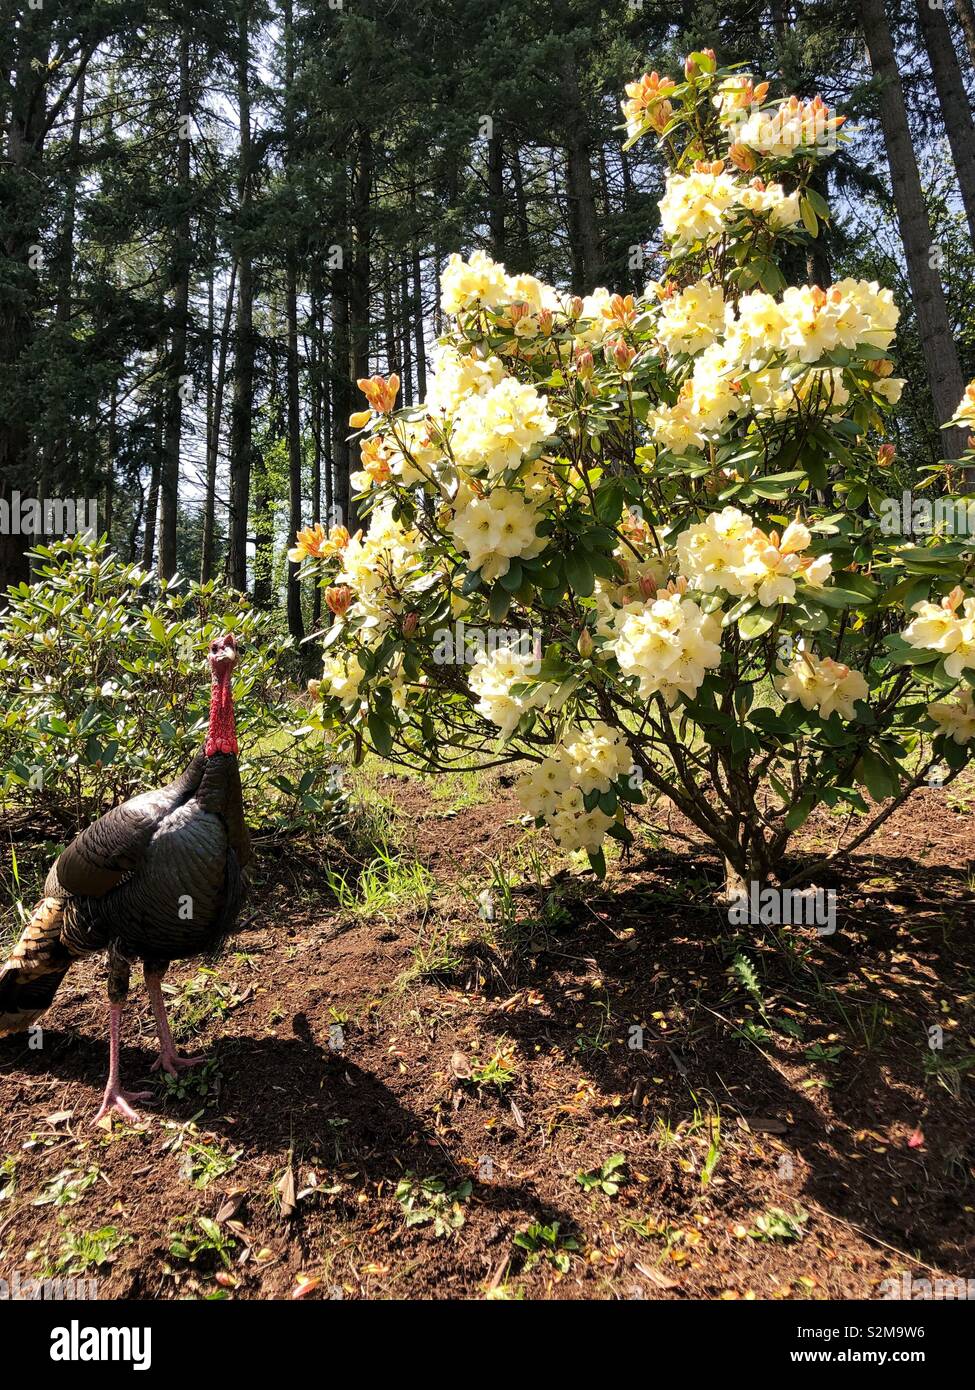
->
323, 840, 434, 919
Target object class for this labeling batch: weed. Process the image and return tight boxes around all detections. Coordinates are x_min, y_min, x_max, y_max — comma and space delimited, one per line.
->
513, 1222, 579, 1273
168, 1217, 237, 1269
33, 1167, 100, 1208
748, 1206, 808, 1242
180, 1141, 242, 1190
0, 1155, 17, 1203
469, 1044, 518, 1091
49, 1223, 131, 1275
324, 842, 433, 918
395, 1172, 472, 1237
576, 1153, 627, 1196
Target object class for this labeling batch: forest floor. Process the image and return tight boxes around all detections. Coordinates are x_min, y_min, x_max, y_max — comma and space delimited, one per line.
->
1, 767, 974, 1301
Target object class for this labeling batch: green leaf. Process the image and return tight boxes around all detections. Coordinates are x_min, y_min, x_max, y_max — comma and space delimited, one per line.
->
564, 550, 595, 597
738, 609, 776, 640
587, 847, 606, 879
855, 751, 898, 802
489, 582, 511, 622
367, 710, 394, 757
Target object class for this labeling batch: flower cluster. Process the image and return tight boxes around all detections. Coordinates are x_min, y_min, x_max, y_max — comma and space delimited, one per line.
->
516, 723, 633, 853
447, 487, 544, 581
927, 688, 975, 745
647, 278, 902, 455
657, 164, 802, 245
776, 643, 868, 721
469, 643, 544, 736
332, 504, 423, 634
734, 94, 846, 158
949, 379, 975, 430
450, 375, 555, 476
902, 588, 975, 678
676, 508, 832, 607
608, 585, 722, 706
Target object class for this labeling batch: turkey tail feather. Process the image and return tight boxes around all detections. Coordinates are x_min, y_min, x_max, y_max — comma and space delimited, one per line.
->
0, 897, 76, 1036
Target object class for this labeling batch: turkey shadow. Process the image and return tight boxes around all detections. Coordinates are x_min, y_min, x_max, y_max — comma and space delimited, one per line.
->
0, 1021, 576, 1238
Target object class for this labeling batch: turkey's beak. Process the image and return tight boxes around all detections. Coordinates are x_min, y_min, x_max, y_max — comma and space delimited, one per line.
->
210, 635, 238, 666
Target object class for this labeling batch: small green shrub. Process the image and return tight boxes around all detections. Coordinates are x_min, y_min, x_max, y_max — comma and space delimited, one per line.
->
0, 536, 338, 828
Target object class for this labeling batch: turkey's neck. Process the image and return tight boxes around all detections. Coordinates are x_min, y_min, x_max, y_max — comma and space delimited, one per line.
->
205, 667, 238, 756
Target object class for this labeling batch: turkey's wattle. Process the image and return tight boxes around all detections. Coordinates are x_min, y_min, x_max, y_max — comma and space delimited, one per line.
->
0, 632, 251, 1124
205, 641, 239, 756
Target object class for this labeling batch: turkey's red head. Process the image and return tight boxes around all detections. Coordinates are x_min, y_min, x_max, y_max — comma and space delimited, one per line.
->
205, 632, 239, 756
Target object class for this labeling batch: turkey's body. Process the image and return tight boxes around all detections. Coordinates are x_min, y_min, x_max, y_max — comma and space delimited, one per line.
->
56, 752, 247, 969
0, 633, 249, 1123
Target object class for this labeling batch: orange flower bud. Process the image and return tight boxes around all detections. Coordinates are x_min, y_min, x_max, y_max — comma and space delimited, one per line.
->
728, 141, 756, 173
649, 99, 673, 133
611, 339, 636, 372
639, 574, 657, 600
876, 443, 896, 467
356, 373, 400, 414
326, 584, 353, 618
402, 611, 420, 638
574, 346, 594, 378
608, 293, 636, 327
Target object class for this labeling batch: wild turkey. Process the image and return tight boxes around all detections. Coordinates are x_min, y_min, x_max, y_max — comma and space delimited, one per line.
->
0, 632, 250, 1123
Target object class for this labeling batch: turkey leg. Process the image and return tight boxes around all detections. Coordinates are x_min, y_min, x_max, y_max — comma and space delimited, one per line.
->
93, 955, 151, 1125
145, 970, 206, 1075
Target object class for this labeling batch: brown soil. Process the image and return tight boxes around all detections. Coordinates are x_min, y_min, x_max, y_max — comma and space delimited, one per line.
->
1, 773, 973, 1301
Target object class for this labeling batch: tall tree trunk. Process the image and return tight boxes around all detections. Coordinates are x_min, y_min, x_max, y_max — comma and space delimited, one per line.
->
308, 296, 323, 627
916, 0, 975, 248
284, 0, 305, 647
159, 26, 193, 580
142, 401, 164, 570
350, 128, 372, 387
510, 145, 531, 274
202, 260, 237, 582
383, 256, 399, 376
227, 2, 254, 590
285, 250, 305, 641
488, 125, 505, 261
559, 52, 601, 293
412, 242, 426, 402
0, 9, 49, 592
331, 270, 353, 532
56, 68, 85, 325
400, 257, 413, 403
104, 383, 116, 543
861, 0, 967, 458
953, 0, 975, 78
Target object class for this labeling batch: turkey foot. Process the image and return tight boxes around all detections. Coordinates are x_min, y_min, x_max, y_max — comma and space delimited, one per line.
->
151, 1047, 206, 1076
146, 972, 207, 1076
94, 1083, 153, 1125
92, 1002, 151, 1126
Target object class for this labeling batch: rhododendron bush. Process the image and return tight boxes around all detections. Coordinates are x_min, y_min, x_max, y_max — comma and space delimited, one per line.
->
296, 51, 975, 889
